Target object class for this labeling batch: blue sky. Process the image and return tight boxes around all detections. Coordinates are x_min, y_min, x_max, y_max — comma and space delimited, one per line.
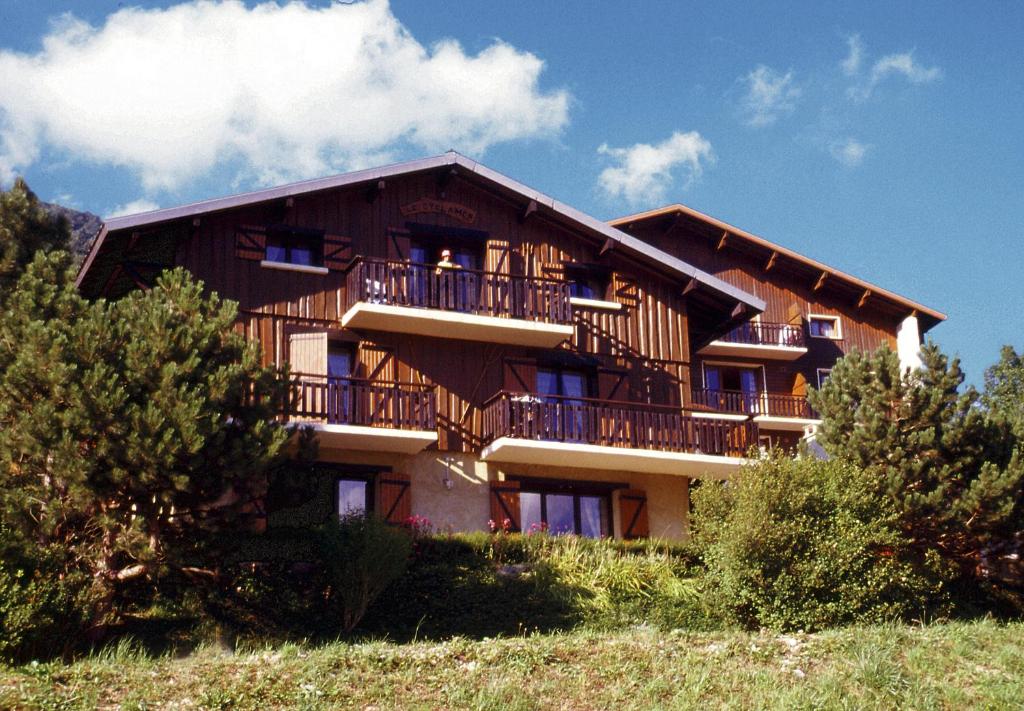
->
1, 1, 1021, 384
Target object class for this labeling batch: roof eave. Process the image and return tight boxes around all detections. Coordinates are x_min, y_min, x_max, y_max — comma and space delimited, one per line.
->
611, 203, 945, 329
80, 153, 765, 315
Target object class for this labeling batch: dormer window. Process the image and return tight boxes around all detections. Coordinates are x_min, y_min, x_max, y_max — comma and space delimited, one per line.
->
265, 225, 324, 268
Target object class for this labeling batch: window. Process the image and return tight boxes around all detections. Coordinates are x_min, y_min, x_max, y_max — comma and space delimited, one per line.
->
564, 264, 609, 301
537, 367, 590, 442
703, 364, 761, 413
410, 241, 482, 271
337, 477, 371, 516
816, 368, 832, 388
808, 315, 842, 339
265, 226, 324, 267
409, 239, 484, 312
328, 343, 354, 379
327, 343, 355, 422
537, 367, 589, 400
519, 485, 611, 537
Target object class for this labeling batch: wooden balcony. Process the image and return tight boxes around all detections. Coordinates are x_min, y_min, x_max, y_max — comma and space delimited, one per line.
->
480, 392, 756, 478
690, 388, 821, 432
699, 321, 807, 360
340, 257, 575, 347
286, 375, 438, 453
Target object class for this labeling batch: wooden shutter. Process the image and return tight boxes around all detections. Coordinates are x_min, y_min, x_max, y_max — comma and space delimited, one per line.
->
618, 489, 649, 540
386, 229, 410, 261
503, 358, 537, 393
359, 344, 394, 382
323, 233, 352, 270
288, 332, 328, 421
612, 273, 640, 307
792, 372, 808, 397
235, 224, 267, 261
787, 302, 803, 325
598, 368, 629, 401
288, 332, 328, 376
485, 239, 511, 274
489, 480, 521, 532
376, 471, 411, 524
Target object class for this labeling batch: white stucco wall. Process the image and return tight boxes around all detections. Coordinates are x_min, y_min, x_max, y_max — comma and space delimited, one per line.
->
896, 314, 922, 373
314, 443, 693, 540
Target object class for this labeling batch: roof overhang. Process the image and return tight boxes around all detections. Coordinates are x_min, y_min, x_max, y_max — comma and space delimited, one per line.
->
610, 203, 946, 332
76, 153, 765, 326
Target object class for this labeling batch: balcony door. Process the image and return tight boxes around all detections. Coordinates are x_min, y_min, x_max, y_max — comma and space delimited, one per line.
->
537, 367, 590, 442
327, 343, 354, 424
704, 364, 760, 414
410, 239, 483, 312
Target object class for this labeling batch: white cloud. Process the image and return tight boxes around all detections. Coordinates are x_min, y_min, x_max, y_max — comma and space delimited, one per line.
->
738, 65, 801, 127
848, 48, 941, 100
0, 0, 569, 191
107, 198, 160, 218
871, 52, 942, 85
597, 131, 714, 205
829, 138, 869, 167
841, 34, 863, 76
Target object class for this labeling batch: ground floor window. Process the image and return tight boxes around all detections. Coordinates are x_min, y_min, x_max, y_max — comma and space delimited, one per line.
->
517, 480, 612, 537
337, 477, 372, 516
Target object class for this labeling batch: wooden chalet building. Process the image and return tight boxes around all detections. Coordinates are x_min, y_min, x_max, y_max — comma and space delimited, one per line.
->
76, 152, 943, 540
610, 204, 946, 451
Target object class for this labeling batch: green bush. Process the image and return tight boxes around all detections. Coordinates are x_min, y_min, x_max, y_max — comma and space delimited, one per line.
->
317, 515, 412, 632
0, 529, 99, 663
691, 453, 941, 631
361, 532, 711, 639
221, 515, 412, 640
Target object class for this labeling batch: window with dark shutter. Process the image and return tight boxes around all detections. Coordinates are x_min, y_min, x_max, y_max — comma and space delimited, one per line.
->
503, 358, 537, 393
376, 472, 411, 525
618, 489, 650, 539
322, 233, 351, 270
235, 225, 267, 261
489, 480, 521, 532
264, 225, 325, 267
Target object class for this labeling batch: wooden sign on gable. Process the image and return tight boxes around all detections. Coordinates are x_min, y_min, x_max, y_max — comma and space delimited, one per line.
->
400, 198, 477, 225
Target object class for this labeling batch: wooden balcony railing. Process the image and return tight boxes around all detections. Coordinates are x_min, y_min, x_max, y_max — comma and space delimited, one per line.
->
716, 321, 805, 348
286, 374, 436, 431
482, 391, 756, 458
690, 388, 818, 419
344, 257, 573, 324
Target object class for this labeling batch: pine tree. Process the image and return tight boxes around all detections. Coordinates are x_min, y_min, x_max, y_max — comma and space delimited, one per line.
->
808, 343, 1023, 588
982, 345, 1024, 439
0, 179, 69, 298
0, 257, 290, 599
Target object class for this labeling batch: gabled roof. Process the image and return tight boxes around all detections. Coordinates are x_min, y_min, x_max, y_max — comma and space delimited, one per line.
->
610, 203, 946, 332
77, 153, 766, 324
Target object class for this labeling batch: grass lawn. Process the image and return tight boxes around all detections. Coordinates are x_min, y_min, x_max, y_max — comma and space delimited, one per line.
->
1, 619, 1021, 710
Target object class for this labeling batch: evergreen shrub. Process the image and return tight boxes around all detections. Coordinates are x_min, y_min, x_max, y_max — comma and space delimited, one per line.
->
0, 528, 99, 663
692, 453, 940, 631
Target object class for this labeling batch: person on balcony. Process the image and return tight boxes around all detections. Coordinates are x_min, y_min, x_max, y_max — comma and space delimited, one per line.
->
435, 248, 465, 311
435, 248, 459, 274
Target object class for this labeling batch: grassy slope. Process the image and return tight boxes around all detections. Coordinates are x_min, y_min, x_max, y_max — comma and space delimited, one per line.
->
1, 620, 1021, 710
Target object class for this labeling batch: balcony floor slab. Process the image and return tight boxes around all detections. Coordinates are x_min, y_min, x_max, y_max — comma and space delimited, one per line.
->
299, 422, 438, 453
480, 436, 748, 479
752, 415, 822, 432
341, 302, 574, 348
698, 341, 808, 361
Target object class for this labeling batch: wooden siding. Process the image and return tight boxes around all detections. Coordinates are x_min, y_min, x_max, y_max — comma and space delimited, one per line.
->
171, 171, 698, 452
623, 219, 902, 397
